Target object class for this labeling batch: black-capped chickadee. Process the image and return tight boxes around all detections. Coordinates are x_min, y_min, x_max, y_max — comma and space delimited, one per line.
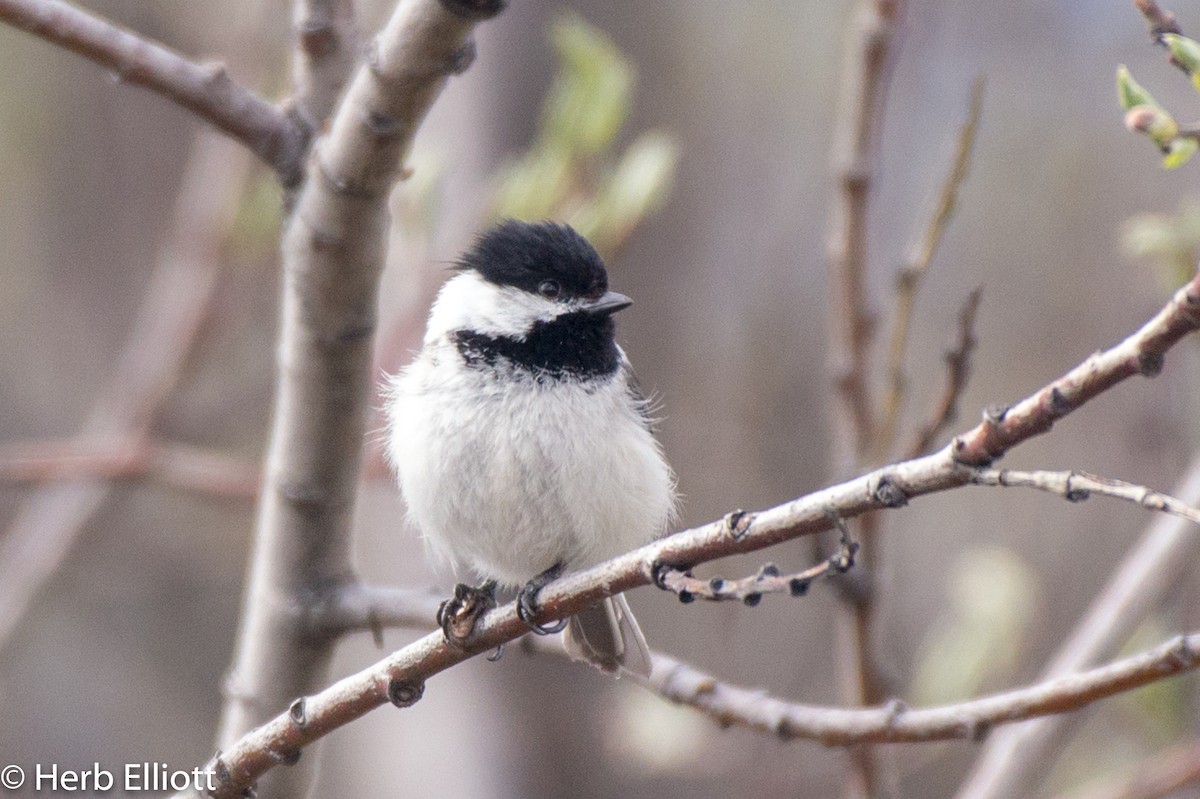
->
384, 220, 676, 676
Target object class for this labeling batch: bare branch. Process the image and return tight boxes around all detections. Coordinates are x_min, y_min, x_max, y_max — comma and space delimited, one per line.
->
185, 269, 1200, 798
521, 632, 1200, 749
0, 437, 259, 499
310, 583, 444, 640
654, 520, 857, 604
972, 467, 1200, 526
908, 288, 983, 457
826, 3, 904, 790
949, 274, 1200, 465
641, 634, 1199, 745
0, 0, 306, 184
956, 452, 1200, 799
878, 79, 984, 457
292, 0, 360, 133
826, 0, 901, 475
0, 130, 253, 654
216, 2, 503, 797
191, 604, 1200, 798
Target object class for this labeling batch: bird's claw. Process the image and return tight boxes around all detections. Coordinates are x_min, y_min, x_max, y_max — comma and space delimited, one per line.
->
437, 580, 497, 643
516, 565, 568, 635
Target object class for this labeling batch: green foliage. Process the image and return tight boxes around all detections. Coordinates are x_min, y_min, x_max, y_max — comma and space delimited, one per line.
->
567, 132, 679, 254
543, 14, 635, 156
908, 546, 1038, 705
1117, 64, 1159, 112
1122, 199, 1200, 288
492, 13, 678, 258
1116, 62, 1198, 168
1163, 33, 1200, 89
1162, 135, 1198, 168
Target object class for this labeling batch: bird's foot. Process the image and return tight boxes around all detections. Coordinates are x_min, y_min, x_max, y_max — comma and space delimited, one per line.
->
516, 563, 568, 635
437, 580, 497, 643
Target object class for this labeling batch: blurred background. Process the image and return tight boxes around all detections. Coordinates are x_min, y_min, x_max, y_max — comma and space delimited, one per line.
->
1, 0, 1199, 797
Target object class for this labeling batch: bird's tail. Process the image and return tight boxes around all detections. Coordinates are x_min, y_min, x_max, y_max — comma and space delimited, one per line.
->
563, 594, 652, 678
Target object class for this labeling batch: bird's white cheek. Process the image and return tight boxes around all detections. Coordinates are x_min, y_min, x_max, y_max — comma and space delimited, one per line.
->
423, 272, 558, 342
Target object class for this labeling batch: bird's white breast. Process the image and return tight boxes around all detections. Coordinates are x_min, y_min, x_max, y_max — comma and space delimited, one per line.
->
384, 339, 675, 587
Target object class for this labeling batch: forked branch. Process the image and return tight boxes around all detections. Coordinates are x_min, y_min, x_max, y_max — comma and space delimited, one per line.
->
189, 268, 1200, 798
214, 3, 503, 799
0, 0, 307, 184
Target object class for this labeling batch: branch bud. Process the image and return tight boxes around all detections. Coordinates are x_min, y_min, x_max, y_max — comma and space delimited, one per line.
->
1163, 136, 1198, 169
1125, 104, 1179, 147
1117, 65, 1160, 111
1163, 33, 1200, 85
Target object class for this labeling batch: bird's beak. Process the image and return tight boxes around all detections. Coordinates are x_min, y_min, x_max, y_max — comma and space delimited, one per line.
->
580, 291, 633, 317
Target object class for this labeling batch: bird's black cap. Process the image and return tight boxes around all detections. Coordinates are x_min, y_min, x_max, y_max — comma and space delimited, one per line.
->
459, 220, 608, 299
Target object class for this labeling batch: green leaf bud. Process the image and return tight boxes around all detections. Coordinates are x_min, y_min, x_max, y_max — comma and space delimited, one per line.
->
1163, 136, 1198, 169
1117, 65, 1160, 111
1163, 33, 1200, 75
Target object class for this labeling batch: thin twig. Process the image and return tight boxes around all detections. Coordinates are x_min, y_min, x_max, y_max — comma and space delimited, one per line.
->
972, 467, 1200, 526
908, 288, 983, 457
826, 2, 904, 792
955, 453, 1200, 799
640, 633, 1199, 745
826, 0, 901, 476
0, 130, 253, 654
513, 633, 1200, 749
654, 524, 858, 604
0, 0, 306, 184
215, 3, 502, 798
0, 437, 259, 499
878, 78, 985, 458
1132, 0, 1182, 41
181, 268, 1200, 799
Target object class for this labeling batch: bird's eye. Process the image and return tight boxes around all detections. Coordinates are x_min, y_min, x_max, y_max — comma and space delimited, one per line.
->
538, 279, 561, 299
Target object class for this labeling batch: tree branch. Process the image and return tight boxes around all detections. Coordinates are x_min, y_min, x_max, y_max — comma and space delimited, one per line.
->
947, 269, 1200, 463
0, 129, 253, 654
309, 583, 444, 641
214, 2, 502, 797
291, 0, 360, 134
908, 288, 982, 457
186, 268, 1200, 798
641, 634, 1199, 745
0, 0, 307, 185
972, 467, 1200, 526
654, 526, 858, 604
517, 631, 1199, 749
190, 589, 1200, 799
1132, 0, 1182, 41
879, 78, 984, 458
826, 3, 903, 792
955, 451, 1200, 799
827, 0, 900, 475
0, 436, 259, 499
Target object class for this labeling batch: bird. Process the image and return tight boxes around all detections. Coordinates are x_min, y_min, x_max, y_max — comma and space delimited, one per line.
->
384, 219, 676, 677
